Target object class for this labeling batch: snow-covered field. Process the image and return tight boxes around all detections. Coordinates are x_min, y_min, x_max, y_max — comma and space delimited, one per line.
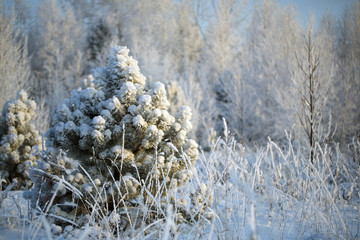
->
1, 1, 360, 238
1, 134, 359, 239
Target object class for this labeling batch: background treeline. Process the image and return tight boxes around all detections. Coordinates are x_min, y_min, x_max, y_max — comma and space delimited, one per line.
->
1, 0, 359, 152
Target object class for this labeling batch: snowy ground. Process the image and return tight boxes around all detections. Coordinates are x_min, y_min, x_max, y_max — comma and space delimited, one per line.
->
1, 138, 359, 239
1, 188, 358, 239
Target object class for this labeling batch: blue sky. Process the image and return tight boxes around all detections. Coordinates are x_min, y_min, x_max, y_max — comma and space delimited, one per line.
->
3, 0, 357, 28
278, 0, 356, 27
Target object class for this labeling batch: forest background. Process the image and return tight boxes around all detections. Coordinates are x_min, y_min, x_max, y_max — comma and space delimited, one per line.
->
1, 0, 360, 239
1, 0, 360, 153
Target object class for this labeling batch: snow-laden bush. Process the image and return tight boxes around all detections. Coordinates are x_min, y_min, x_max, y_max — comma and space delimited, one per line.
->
26, 46, 201, 228
0, 90, 41, 189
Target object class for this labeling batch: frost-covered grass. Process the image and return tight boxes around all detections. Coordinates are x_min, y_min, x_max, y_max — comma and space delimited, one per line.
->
1, 131, 359, 239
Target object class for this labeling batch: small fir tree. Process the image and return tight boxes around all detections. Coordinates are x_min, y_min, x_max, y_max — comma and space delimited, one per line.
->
27, 46, 200, 227
0, 90, 41, 189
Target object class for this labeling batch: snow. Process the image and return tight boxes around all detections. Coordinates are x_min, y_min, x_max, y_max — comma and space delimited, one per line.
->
82, 183, 93, 193
1, 43, 357, 240
181, 120, 192, 132
153, 108, 162, 118
151, 82, 166, 94
92, 67, 106, 87
91, 129, 102, 138
79, 124, 91, 137
146, 124, 158, 133
99, 110, 112, 121
172, 122, 181, 132
128, 65, 139, 75
16, 111, 25, 122
73, 109, 84, 120
16, 90, 28, 102
128, 105, 138, 116
92, 116, 105, 127
133, 115, 146, 129
74, 173, 84, 182
113, 45, 129, 57
106, 46, 146, 87
176, 106, 192, 123
65, 121, 76, 132
161, 110, 175, 123
139, 94, 152, 105
104, 129, 112, 139
93, 179, 101, 186
81, 74, 95, 89
106, 96, 121, 112
118, 82, 137, 101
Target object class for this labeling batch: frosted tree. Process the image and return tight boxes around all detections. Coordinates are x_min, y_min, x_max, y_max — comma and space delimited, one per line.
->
27, 46, 200, 227
195, 0, 244, 145
29, 0, 86, 119
332, 1, 360, 144
86, 18, 112, 63
242, 0, 301, 144
172, 0, 203, 75
292, 24, 333, 163
0, 90, 41, 189
0, 3, 30, 109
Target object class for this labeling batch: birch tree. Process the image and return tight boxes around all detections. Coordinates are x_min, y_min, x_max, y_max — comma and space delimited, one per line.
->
292, 24, 333, 163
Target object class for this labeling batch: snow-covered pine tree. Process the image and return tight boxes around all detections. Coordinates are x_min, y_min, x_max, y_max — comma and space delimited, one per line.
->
27, 46, 199, 226
0, 90, 41, 189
